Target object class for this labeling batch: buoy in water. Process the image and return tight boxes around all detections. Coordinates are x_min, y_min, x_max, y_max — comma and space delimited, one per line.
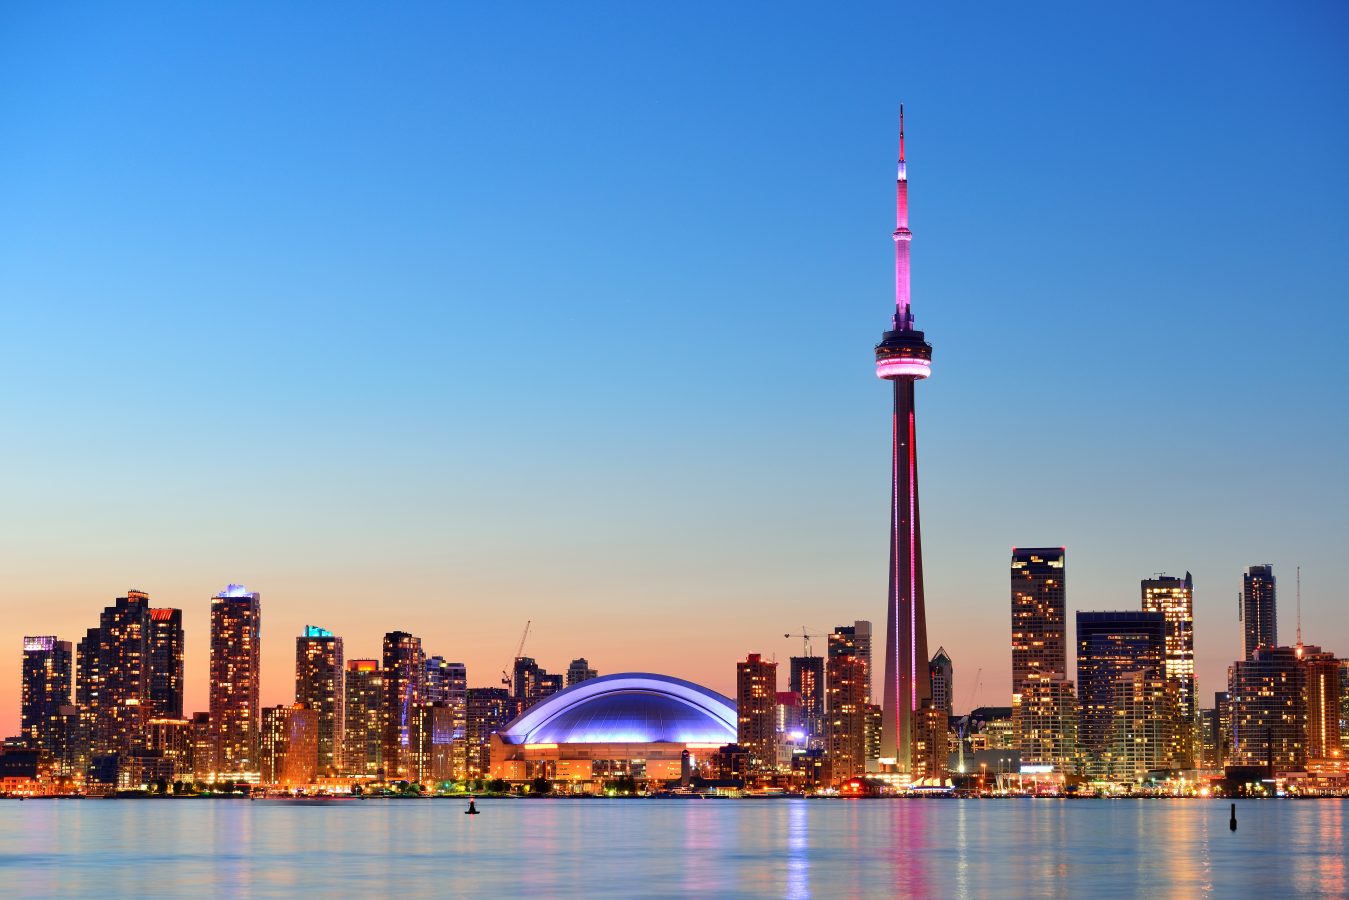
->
465, 799, 480, 815
1229, 802, 1237, 831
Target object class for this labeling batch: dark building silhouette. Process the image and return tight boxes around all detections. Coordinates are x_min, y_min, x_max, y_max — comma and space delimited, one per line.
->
929, 647, 954, 716
1241, 565, 1277, 659
1075, 611, 1165, 755
148, 608, 184, 720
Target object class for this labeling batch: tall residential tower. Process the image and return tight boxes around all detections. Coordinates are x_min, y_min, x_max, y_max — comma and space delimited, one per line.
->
876, 107, 934, 770
210, 584, 262, 775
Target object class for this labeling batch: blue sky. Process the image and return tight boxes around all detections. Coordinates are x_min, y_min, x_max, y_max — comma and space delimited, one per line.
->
1, 2, 1346, 724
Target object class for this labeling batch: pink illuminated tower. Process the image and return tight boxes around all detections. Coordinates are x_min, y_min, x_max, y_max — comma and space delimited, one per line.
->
876, 106, 933, 770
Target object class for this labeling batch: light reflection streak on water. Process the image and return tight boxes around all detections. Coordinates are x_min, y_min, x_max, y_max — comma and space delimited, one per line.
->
785, 799, 808, 899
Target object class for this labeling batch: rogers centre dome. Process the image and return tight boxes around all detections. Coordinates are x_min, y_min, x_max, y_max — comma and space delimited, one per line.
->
490, 673, 737, 790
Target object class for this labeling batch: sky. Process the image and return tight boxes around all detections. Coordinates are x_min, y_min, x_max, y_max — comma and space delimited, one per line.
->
1, 2, 1347, 732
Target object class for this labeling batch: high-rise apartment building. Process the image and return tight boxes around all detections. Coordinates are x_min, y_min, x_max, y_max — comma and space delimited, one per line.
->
382, 631, 425, 780
1109, 671, 1178, 781
296, 625, 344, 777
1011, 548, 1067, 698
1141, 573, 1195, 719
512, 657, 563, 709
736, 654, 778, 772
1014, 677, 1078, 771
465, 687, 514, 779
1301, 648, 1343, 761
566, 658, 598, 687
210, 584, 262, 775
21, 637, 72, 755
411, 701, 456, 784
1241, 565, 1277, 659
189, 712, 215, 779
342, 660, 383, 776
826, 634, 867, 783
1075, 611, 1165, 757
1228, 645, 1306, 770
92, 591, 154, 756
147, 608, 184, 720
789, 656, 825, 749
929, 647, 953, 717
260, 705, 318, 787
426, 656, 467, 778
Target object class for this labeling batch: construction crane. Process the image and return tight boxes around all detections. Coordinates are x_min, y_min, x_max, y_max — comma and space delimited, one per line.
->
955, 667, 983, 775
500, 619, 532, 690
783, 627, 829, 658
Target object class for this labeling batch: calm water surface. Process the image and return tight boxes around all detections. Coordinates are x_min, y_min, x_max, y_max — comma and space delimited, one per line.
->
1, 798, 1344, 897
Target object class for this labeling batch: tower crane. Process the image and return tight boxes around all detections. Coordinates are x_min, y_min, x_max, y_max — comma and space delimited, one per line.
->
500, 619, 532, 691
783, 627, 829, 658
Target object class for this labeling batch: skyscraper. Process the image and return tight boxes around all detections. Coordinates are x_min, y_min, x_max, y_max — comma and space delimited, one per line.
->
1228, 645, 1305, 770
1141, 573, 1195, 720
21, 637, 72, 754
382, 631, 425, 780
566, 658, 598, 687
342, 659, 383, 776
1241, 565, 1277, 659
736, 653, 778, 772
426, 656, 468, 778
512, 657, 562, 709
789, 655, 825, 749
827, 632, 867, 782
1011, 548, 1067, 697
260, 704, 318, 788
210, 584, 262, 775
929, 647, 954, 717
148, 607, 184, 720
92, 591, 154, 756
464, 687, 514, 780
1301, 648, 1344, 761
296, 625, 344, 777
875, 108, 932, 770
1075, 611, 1165, 760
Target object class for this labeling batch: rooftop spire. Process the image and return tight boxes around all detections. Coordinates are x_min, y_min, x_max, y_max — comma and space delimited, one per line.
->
899, 104, 905, 163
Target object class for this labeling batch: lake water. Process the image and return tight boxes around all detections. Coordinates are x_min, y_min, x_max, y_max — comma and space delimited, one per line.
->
1, 798, 1344, 897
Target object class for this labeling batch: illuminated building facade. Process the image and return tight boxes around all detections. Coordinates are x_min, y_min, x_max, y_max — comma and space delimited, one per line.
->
833, 622, 873, 703
1141, 573, 1195, 720
1302, 649, 1343, 761
929, 647, 953, 716
736, 653, 778, 772
91, 591, 153, 756
826, 640, 866, 783
21, 637, 72, 755
426, 657, 467, 777
1075, 611, 1165, 758
465, 687, 514, 779
382, 631, 425, 780
260, 704, 318, 787
489, 674, 736, 791
875, 108, 933, 771
1109, 671, 1178, 781
911, 703, 948, 781
1011, 549, 1067, 697
566, 658, 598, 687
1241, 565, 1277, 659
411, 701, 456, 783
148, 608, 184, 720
189, 712, 215, 779
342, 660, 383, 776
789, 655, 825, 749
296, 625, 344, 776
210, 584, 262, 775
145, 717, 193, 777
1014, 677, 1078, 771
1228, 645, 1306, 770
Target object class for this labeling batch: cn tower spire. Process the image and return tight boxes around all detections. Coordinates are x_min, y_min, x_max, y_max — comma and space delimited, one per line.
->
893, 105, 913, 331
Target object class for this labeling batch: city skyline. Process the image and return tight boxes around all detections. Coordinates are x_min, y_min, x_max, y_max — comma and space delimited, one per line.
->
3, 3, 1348, 732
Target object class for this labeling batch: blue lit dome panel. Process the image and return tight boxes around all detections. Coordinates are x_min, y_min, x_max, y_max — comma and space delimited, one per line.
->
499, 673, 737, 746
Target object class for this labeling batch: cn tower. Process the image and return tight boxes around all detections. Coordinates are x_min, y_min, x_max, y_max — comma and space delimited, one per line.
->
876, 106, 932, 770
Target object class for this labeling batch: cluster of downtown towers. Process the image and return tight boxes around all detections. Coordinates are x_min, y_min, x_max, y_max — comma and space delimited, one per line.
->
16, 585, 600, 787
